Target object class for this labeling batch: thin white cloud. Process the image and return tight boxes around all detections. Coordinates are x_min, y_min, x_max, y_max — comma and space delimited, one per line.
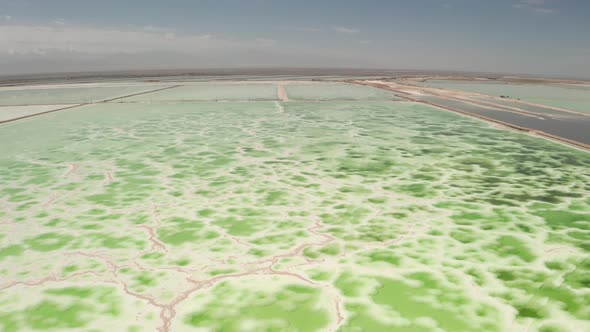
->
332, 26, 359, 34
0, 22, 356, 61
523, 0, 546, 4
0, 19, 586, 78
513, 0, 555, 13
255, 38, 277, 45
0, 22, 378, 74
0, 23, 240, 55
292, 26, 361, 34
291, 27, 323, 32
142, 25, 174, 33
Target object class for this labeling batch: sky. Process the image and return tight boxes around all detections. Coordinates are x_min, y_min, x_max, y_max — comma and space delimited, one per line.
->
0, 0, 589, 78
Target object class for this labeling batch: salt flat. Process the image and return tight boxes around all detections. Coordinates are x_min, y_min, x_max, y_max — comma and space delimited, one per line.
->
0, 81, 588, 332
0, 105, 73, 122
0, 85, 168, 106
422, 80, 590, 114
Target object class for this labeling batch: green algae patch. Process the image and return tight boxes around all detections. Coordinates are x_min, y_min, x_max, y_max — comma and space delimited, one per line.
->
1, 87, 589, 331
514, 303, 547, 319
0, 245, 24, 260
25, 233, 74, 252
210, 209, 275, 237
494, 267, 590, 321
0, 286, 121, 331
339, 302, 406, 332
303, 243, 340, 259
396, 183, 437, 198
157, 217, 218, 246
208, 268, 237, 276
84, 233, 147, 250
373, 275, 497, 331
335, 273, 370, 298
158, 227, 218, 246
183, 282, 330, 331
534, 210, 590, 231
215, 216, 266, 236
175, 258, 191, 266
486, 235, 536, 263
365, 250, 402, 267
309, 270, 333, 282
339, 273, 503, 332
450, 228, 479, 244
563, 260, 590, 289
25, 301, 93, 330
337, 157, 395, 176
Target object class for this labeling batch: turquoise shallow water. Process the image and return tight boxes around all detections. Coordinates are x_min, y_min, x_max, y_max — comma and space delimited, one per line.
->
285, 83, 400, 101
0, 105, 72, 122
0, 83, 588, 331
119, 84, 278, 102
0, 85, 167, 106
423, 80, 590, 114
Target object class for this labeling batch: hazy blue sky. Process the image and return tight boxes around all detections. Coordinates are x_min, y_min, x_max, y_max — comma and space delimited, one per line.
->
0, 0, 589, 77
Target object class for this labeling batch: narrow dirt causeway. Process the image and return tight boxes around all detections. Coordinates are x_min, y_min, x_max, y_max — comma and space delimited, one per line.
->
278, 84, 289, 102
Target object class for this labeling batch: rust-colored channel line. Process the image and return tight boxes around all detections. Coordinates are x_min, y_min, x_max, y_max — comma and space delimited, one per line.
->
353, 81, 590, 151
0, 85, 182, 125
